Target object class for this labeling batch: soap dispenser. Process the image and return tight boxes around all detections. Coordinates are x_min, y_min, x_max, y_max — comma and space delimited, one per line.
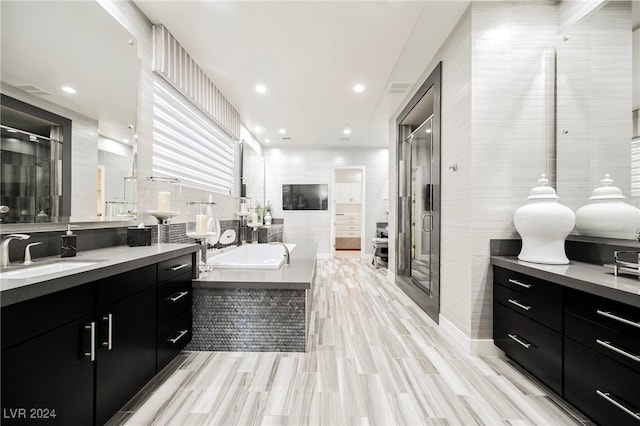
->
61, 225, 77, 258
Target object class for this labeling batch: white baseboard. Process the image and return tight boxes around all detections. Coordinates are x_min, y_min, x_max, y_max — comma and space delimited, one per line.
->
439, 314, 502, 356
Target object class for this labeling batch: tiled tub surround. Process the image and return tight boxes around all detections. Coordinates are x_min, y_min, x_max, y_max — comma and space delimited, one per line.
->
189, 243, 317, 352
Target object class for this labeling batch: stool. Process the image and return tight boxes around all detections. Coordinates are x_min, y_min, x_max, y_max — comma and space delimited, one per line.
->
371, 237, 388, 268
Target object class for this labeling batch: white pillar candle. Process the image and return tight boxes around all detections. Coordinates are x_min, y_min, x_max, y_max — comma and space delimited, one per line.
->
251, 213, 258, 224
195, 214, 208, 234
157, 191, 172, 212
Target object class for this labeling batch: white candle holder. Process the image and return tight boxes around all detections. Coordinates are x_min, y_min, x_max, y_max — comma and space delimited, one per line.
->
237, 197, 251, 243
186, 201, 218, 271
145, 176, 181, 244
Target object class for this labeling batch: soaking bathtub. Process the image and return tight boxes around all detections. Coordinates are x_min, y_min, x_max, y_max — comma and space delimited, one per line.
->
207, 243, 296, 269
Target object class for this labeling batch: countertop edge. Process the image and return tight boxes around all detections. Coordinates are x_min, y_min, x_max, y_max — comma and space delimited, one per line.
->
490, 256, 640, 308
1, 244, 199, 307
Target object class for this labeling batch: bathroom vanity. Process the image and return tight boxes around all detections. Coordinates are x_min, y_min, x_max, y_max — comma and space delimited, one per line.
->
0, 244, 198, 425
491, 248, 640, 426
191, 243, 317, 352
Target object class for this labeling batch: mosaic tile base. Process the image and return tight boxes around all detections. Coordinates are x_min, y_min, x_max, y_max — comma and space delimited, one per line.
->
187, 288, 307, 352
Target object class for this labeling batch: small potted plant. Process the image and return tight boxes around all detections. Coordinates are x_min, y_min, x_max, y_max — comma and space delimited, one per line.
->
263, 201, 273, 226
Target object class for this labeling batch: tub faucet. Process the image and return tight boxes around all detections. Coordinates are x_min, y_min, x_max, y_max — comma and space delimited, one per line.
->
1, 234, 30, 268
270, 242, 290, 264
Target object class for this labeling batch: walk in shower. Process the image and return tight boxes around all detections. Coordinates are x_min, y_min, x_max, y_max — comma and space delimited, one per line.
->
396, 63, 441, 323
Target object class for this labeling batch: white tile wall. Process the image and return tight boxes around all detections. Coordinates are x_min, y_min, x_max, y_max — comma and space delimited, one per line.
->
263, 147, 388, 255
389, 2, 558, 345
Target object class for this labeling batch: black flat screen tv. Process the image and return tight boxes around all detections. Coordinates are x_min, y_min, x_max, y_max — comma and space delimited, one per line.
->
282, 184, 328, 210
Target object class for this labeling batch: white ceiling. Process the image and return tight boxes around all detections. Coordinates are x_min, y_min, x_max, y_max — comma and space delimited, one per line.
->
134, 1, 469, 148
0, 1, 468, 149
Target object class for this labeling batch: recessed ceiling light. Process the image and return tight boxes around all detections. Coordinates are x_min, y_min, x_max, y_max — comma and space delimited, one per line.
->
425, 128, 432, 134
255, 84, 267, 94
279, 128, 287, 135
29, 135, 38, 141
343, 129, 352, 135
353, 84, 365, 93
123, 138, 129, 143
254, 126, 262, 134
62, 86, 77, 94
264, 139, 271, 143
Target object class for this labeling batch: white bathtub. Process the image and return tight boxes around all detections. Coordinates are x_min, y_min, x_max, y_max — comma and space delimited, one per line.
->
207, 243, 296, 269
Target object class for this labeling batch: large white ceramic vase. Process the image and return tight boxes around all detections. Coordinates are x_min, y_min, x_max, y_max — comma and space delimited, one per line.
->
514, 175, 575, 264
575, 174, 640, 240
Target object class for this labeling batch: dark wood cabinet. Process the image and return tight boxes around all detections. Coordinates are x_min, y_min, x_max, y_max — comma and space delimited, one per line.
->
1, 252, 194, 426
1, 315, 95, 425
95, 287, 157, 425
493, 269, 563, 395
156, 255, 193, 371
493, 265, 640, 426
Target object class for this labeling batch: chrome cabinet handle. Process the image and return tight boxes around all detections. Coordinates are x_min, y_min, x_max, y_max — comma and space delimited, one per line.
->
84, 322, 96, 362
169, 291, 189, 302
507, 333, 531, 349
102, 313, 113, 350
168, 329, 188, 344
597, 310, 640, 329
596, 339, 640, 362
508, 299, 532, 311
596, 390, 640, 421
422, 213, 433, 233
170, 263, 190, 272
507, 279, 532, 289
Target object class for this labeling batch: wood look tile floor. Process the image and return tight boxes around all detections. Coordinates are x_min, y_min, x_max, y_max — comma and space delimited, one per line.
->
109, 258, 590, 426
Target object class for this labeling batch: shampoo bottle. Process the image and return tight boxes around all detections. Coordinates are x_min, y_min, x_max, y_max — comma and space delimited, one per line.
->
61, 225, 77, 257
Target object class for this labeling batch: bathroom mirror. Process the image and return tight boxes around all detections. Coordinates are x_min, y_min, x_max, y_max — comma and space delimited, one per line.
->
241, 141, 265, 209
556, 0, 638, 239
0, 1, 138, 226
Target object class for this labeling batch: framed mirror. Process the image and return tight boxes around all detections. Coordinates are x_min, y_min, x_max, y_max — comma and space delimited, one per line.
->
556, 0, 639, 239
0, 1, 138, 226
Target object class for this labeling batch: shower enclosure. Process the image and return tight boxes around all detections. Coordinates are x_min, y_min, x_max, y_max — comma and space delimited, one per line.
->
396, 63, 441, 323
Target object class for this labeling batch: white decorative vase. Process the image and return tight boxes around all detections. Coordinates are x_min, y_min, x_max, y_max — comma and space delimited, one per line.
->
264, 211, 272, 226
514, 175, 575, 264
575, 174, 640, 240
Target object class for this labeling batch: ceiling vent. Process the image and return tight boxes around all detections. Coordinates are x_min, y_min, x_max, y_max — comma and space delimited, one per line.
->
339, 137, 351, 142
16, 84, 52, 96
282, 136, 292, 141
388, 82, 411, 94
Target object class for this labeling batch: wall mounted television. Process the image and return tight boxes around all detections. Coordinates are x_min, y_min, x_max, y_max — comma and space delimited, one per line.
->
282, 184, 328, 210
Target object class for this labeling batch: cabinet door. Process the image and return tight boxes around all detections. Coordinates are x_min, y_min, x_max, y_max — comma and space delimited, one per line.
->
95, 287, 156, 425
349, 183, 361, 203
1, 315, 95, 425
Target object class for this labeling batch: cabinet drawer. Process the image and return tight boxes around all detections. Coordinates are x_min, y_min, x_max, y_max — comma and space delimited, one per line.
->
493, 302, 562, 394
157, 310, 192, 371
1, 283, 94, 351
566, 288, 640, 340
565, 338, 640, 426
96, 265, 156, 308
158, 254, 193, 284
566, 311, 640, 374
493, 267, 562, 306
494, 284, 562, 332
157, 272, 192, 326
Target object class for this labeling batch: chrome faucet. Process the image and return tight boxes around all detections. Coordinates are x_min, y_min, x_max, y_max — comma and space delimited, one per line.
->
270, 242, 290, 264
1, 234, 30, 268
24, 242, 43, 265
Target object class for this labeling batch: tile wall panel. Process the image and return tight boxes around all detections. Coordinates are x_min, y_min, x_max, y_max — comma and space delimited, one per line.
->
263, 148, 388, 256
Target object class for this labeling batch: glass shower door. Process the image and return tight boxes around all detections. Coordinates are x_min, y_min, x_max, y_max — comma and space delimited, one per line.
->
409, 118, 433, 294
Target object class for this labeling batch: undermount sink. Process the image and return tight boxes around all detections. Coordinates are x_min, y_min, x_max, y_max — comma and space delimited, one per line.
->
0, 260, 98, 279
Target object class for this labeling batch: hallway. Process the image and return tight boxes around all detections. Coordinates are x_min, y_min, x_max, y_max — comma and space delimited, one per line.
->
110, 258, 587, 425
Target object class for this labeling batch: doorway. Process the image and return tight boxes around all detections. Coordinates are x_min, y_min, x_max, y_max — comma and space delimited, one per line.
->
396, 62, 441, 323
332, 167, 365, 258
